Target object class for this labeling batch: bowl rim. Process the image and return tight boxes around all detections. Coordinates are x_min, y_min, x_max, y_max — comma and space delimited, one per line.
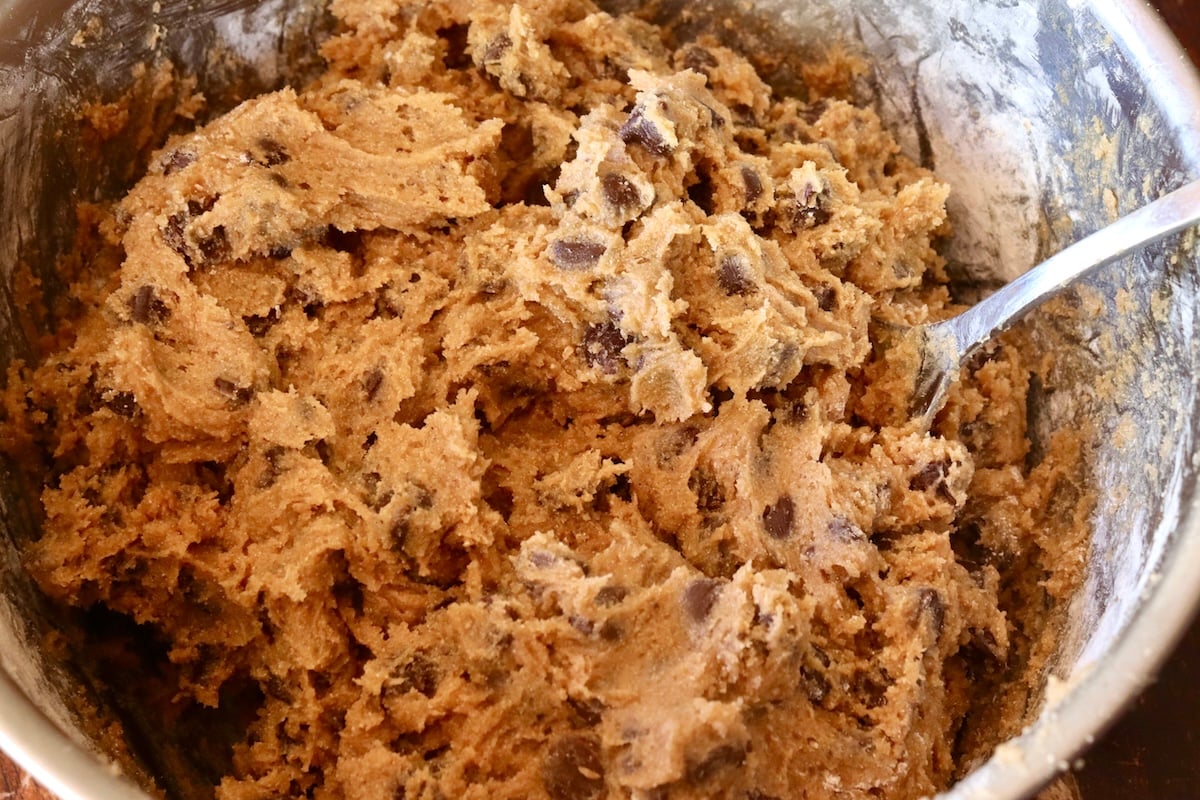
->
0, 669, 141, 800
939, 3, 1200, 798
2, 2, 1200, 800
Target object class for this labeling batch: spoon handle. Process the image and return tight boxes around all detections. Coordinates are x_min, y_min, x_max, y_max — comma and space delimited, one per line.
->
939, 177, 1200, 357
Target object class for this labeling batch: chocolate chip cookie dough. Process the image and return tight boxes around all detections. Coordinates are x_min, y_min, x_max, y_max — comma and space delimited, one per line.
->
1, 1, 1089, 799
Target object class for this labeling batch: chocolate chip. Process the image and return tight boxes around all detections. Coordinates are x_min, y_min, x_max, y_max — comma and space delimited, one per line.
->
394, 653, 439, 697
263, 673, 293, 702
308, 672, 333, 697
542, 734, 604, 800
480, 33, 512, 65
129, 285, 170, 325
372, 287, 401, 320
570, 615, 595, 636
478, 277, 508, 297
420, 743, 449, 763
732, 103, 759, 126
389, 516, 411, 554
363, 367, 385, 402
854, 669, 891, 709
909, 460, 948, 492
255, 136, 289, 166
968, 626, 1004, 664
827, 516, 863, 542
813, 284, 836, 311
162, 149, 195, 175
371, 489, 396, 513
762, 496, 795, 540
619, 106, 672, 156
688, 467, 726, 513
762, 342, 800, 388
657, 425, 700, 466
680, 44, 718, 75
363, 472, 393, 512
198, 225, 231, 263
799, 99, 829, 125
581, 322, 627, 374
258, 445, 286, 489
800, 663, 831, 704
530, 550, 557, 568
214, 377, 253, 406
105, 391, 138, 418
600, 173, 641, 215
792, 185, 831, 229
917, 588, 945, 637
951, 520, 1001, 573
512, 72, 537, 97
598, 620, 623, 641
269, 244, 293, 260
567, 696, 606, 727
780, 400, 809, 426
594, 585, 628, 607
965, 344, 999, 376
549, 238, 607, 270
799, 647, 832, 705
687, 744, 745, 783
717, 254, 754, 296
795, 203, 831, 229
682, 577, 722, 623
912, 460, 960, 503
413, 483, 434, 509
73, 375, 100, 415
741, 166, 763, 205
753, 606, 775, 628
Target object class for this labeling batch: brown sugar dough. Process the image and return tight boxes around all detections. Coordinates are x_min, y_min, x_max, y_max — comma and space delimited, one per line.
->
0, 2, 1090, 799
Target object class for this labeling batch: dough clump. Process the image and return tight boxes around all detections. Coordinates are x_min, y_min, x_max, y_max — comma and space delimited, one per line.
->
1, 1, 1087, 799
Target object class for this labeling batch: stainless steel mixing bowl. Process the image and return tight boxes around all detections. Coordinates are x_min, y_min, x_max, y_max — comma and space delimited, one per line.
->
2, 1, 1199, 799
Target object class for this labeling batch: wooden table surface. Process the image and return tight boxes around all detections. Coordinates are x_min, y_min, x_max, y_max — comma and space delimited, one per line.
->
3, 4, 1200, 800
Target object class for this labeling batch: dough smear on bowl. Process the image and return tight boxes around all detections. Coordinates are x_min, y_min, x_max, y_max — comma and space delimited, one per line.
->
0, 0, 1089, 798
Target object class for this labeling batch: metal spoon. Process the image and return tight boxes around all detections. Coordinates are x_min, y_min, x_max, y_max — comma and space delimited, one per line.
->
881, 177, 1200, 428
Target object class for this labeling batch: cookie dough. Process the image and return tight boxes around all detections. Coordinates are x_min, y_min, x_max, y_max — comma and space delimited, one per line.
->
0, 1, 1089, 799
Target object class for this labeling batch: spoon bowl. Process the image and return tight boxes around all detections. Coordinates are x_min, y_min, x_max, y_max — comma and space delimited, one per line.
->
883, 177, 1200, 427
